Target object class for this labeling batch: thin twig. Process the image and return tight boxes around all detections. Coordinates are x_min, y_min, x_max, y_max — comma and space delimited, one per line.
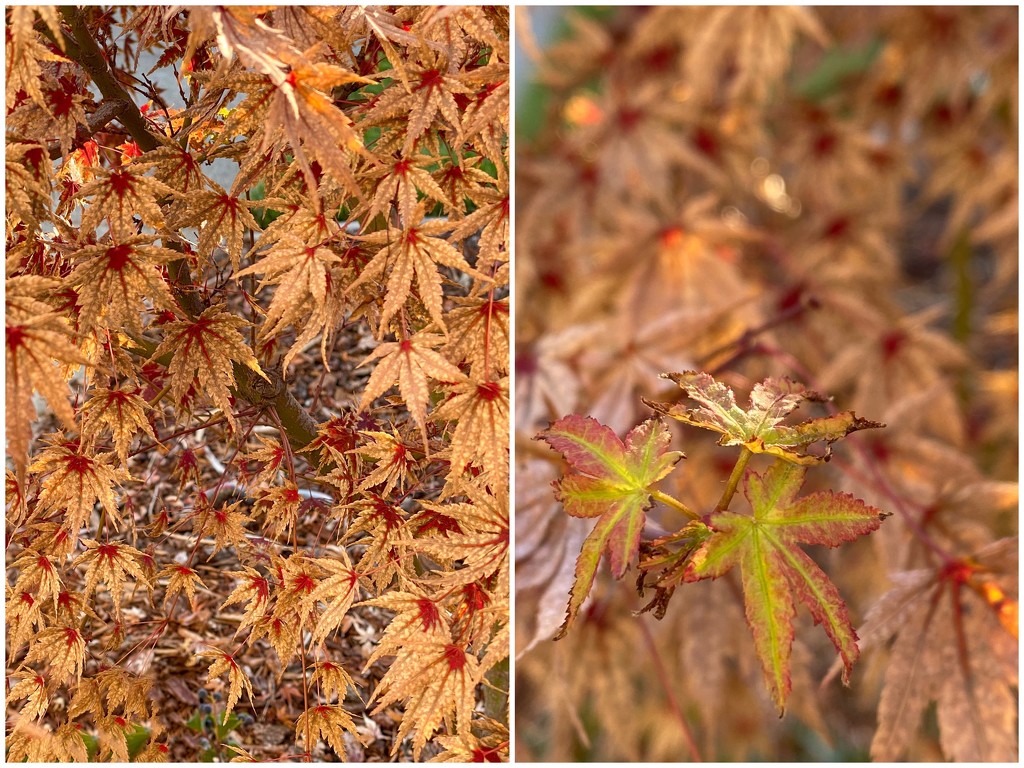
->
637, 616, 702, 761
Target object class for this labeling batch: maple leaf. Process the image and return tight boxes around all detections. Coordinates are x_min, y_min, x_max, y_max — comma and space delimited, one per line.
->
853, 538, 1018, 762
7, 142, 53, 234
6, 672, 49, 727
273, 554, 326, 620
311, 660, 356, 704
359, 589, 452, 648
684, 460, 887, 712
244, 434, 286, 487
431, 375, 509, 479
259, 52, 376, 202
195, 497, 251, 555
80, 386, 157, 464
142, 143, 209, 195
442, 292, 510, 380
361, 153, 455, 229
250, 609, 303, 668
295, 703, 360, 760
252, 482, 303, 539
5, 7, 66, 112
75, 164, 176, 238
366, 637, 480, 760
6, 276, 89, 478
6, 587, 45, 656
355, 428, 419, 497
235, 235, 341, 370
344, 494, 413, 592
11, 549, 62, 607
362, 53, 473, 157
6, 469, 28, 528
68, 235, 180, 333
95, 666, 153, 720
4, 727, 49, 763
197, 649, 254, 718
30, 436, 130, 538
150, 305, 267, 431
24, 626, 87, 685
158, 563, 205, 612
536, 415, 684, 638
357, 332, 466, 444
410, 481, 509, 590
168, 186, 261, 271
220, 567, 271, 632
73, 539, 151, 614
50, 722, 89, 762
428, 718, 509, 763
448, 180, 510, 271
347, 204, 490, 333
644, 371, 884, 465
96, 714, 132, 762
308, 554, 361, 646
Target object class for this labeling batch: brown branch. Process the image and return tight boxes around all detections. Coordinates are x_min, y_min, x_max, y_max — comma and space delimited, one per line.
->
61, 7, 324, 456
45, 98, 129, 160
59, 7, 161, 153
59, 6, 205, 318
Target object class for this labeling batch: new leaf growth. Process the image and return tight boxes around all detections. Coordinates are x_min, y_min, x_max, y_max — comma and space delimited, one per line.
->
536, 415, 683, 638
542, 372, 888, 713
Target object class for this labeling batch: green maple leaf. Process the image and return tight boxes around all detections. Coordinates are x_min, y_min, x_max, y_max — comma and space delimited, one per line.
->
684, 459, 888, 712
644, 371, 883, 465
537, 415, 684, 639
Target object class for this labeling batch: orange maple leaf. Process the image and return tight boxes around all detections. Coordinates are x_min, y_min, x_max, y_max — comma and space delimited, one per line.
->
68, 235, 180, 333
150, 305, 268, 430
72, 539, 151, 614
80, 386, 157, 464
347, 204, 491, 333
295, 703, 360, 760
197, 649, 254, 718
357, 332, 466, 445
6, 276, 89, 479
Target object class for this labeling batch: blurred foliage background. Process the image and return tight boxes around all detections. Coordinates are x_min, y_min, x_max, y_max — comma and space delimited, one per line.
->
514, 7, 1017, 762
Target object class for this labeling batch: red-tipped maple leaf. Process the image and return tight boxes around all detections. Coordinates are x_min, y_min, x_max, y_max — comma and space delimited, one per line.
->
295, 703, 360, 760
68, 236, 180, 333
197, 649, 254, 718
684, 459, 887, 712
347, 204, 490, 333
536, 415, 684, 638
149, 305, 268, 430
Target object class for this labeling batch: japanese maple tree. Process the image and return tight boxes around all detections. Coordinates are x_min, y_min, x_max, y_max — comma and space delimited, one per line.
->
517, 6, 1016, 763
6, 6, 508, 762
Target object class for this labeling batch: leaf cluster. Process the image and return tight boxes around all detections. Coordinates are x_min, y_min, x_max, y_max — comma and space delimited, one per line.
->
6, 6, 508, 762
516, 6, 1017, 761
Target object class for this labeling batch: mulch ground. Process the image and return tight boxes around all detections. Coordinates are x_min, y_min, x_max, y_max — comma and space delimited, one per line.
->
7, 312, 436, 761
